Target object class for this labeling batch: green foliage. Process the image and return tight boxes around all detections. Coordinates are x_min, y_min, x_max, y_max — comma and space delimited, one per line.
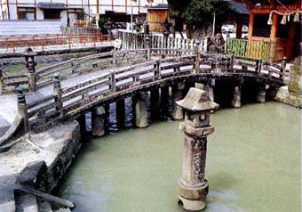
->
182, 0, 229, 26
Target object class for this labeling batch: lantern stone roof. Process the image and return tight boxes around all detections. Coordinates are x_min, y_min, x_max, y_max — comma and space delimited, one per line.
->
176, 88, 219, 112
23, 47, 36, 56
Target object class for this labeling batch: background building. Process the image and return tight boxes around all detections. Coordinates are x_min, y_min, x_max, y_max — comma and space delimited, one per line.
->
0, 0, 167, 26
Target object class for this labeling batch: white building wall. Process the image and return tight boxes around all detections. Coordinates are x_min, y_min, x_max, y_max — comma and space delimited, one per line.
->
89, 0, 167, 16
1, 0, 168, 20
36, 8, 44, 20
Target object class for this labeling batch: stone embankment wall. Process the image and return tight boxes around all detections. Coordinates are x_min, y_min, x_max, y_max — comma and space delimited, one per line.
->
276, 56, 302, 108
0, 121, 82, 211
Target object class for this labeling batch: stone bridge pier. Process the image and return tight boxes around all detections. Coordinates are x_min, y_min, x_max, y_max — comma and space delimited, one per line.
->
204, 78, 215, 102
172, 82, 185, 120
135, 91, 149, 128
232, 79, 244, 108
257, 83, 269, 103
160, 86, 170, 120
92, 106, 106, 137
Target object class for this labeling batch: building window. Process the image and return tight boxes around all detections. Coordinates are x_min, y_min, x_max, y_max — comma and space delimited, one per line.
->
17, 7, 35, 20
252, 14, 271, 37
44, 9, 61, 19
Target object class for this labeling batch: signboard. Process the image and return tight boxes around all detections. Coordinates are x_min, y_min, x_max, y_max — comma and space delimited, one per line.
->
114, 39, 122, 49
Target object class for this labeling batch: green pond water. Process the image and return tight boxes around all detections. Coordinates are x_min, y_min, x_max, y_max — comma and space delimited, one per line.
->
59, 102, 301, 212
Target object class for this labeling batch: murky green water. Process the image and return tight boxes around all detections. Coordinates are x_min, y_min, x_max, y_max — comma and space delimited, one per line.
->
59, 102, 301, 212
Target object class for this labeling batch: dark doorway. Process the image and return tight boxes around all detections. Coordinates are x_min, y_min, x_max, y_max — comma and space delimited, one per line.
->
44, 9, 61, 19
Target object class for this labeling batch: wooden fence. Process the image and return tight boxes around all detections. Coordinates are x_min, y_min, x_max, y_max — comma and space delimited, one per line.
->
225, 38, 283, 62
118, 30, 208, 52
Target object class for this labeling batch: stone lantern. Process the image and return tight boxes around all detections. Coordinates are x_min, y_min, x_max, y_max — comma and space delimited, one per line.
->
24, 47, 37, 92
176, 87, 219, 211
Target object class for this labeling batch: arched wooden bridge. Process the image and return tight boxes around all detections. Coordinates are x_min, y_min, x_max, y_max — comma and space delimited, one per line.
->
0, 48, 286, 144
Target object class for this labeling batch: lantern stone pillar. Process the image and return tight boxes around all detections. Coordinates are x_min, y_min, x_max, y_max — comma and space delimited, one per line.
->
92, 106, 106, 137
135, 91, 149, 128
24, 48, 37, 92
176, 87, 219, 211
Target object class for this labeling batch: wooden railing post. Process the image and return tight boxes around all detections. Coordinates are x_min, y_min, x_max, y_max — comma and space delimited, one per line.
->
17, 85, 29, 133
112, 51, 117, 67
0, 67, 3, 94
229, 52, 234, 70
144, 35, 151, 60
256, 59, 262, 73
280, 56, 287, 81
194, 40, 201, 73
154, 60, 160, 80
71, 58, 78, 74
53, 73, 63, 117
109, 71, 116, 92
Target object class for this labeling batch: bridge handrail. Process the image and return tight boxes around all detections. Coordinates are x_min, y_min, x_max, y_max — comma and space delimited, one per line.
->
12, 50, 285, 132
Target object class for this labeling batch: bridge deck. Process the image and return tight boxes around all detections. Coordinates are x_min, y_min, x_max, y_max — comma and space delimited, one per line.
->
0, 59, 196, 134
0, 50, 285, 137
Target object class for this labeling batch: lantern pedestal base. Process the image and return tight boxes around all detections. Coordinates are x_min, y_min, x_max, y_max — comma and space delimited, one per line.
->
177, 179, 208, 211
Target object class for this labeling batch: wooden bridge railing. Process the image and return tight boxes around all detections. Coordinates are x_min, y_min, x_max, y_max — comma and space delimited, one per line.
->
0, 48, 195, 93
14, 51, 285, 132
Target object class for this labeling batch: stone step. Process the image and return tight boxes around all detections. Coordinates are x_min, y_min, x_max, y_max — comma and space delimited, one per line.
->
16, 194, 39, 212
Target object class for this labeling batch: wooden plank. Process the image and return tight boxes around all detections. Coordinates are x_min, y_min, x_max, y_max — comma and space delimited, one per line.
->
14, 185, 75, 209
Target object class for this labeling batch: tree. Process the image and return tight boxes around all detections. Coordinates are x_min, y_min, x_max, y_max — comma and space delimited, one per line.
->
167, 0, 230, 39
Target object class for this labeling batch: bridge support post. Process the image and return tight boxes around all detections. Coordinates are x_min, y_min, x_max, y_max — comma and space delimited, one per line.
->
17, 85, 29, 133
160, 86, 170, 120
92, 106, 105, 137
176, 88, 219, 211
150, 88, 160, 120
232, 85, 242, 108
53, 74, 63, 117
172, 82, 184, 120
135, 91, 149, 128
